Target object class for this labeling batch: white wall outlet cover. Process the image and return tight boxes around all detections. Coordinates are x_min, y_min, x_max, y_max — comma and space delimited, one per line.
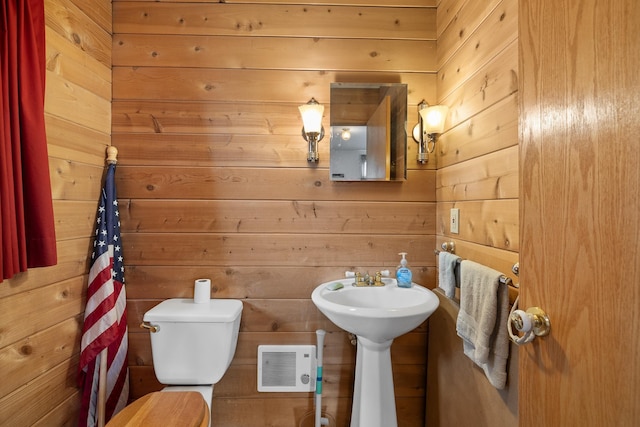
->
450, 208, 460, 234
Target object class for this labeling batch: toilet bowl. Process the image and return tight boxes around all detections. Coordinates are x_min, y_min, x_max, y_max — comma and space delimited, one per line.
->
111, 298, 242, 426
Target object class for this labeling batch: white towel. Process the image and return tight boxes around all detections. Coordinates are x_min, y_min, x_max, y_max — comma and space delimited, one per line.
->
456, 260, 510, 389
438, 251, 461, 298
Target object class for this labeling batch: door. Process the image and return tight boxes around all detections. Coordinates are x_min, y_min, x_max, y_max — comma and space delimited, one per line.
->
519, 0, 640, 425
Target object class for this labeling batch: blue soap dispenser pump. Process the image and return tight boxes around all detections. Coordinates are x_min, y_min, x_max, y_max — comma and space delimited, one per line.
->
396, 252, 413, 288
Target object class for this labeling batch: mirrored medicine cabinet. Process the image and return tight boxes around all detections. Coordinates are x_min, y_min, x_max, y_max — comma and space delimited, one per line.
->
329, 83, 407, 182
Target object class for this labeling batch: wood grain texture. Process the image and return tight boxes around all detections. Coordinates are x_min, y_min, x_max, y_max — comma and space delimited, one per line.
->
46, 114, 110, 166
519, 0, 640, 425
0, 355, 81, 426
441, 40, 518, 130
120, 200, 436, 234
112, 2, 439, 425
426, 290, 518, 426
112, 0, 437, 7
436, 199, 519, 252
0, 316, 81, 398
44, 0, 111, 68
437, 0, 518, 100
1, 1, 111, 425
0, 277, 86, 348
436, 145, 519, 202
123, 265, 436, 300
112, 34, 436, 72
428, 0, 520, 425
436, 0, 502, 67
45, 71, 111, 134
115, 167, 435, 202
112, 68, 436, 104
113, 3, 436, 40
106, 392, 209, 427
46, 27, 111, 101
113, 131, 436, 171
438, 92, 518, 169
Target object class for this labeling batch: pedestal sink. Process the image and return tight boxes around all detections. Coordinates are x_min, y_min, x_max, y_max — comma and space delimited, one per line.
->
311, 278, 439, 427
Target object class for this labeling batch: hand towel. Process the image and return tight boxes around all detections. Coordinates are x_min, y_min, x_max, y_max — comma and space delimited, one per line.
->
438, 251, 461, 298
456, 260, 510, 389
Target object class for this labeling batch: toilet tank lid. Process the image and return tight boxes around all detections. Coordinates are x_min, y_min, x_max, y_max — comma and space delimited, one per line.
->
143, 298, 243, 322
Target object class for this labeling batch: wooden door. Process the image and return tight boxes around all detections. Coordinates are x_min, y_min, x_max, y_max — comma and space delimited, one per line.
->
519, 0, 640, 425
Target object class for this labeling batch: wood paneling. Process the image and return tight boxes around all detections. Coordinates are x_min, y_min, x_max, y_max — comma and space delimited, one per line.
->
113, 34, 436, 72
0, 0, 112, 425
112, 68, 435, 104
113, 0, 436, 6
123, 265, 435, 300
0, 316, 81, 398
113, 3, 436, 40
0, 355, 82, 426
113, 132, 435, 171
113, 1, 437, 425
427, 0, 519, 425
441, 41, 519, 130
120, 200, 436, 235
438, 92, 518, 168
436, 146, 519, 202
427, 290, 518, 427
115, 167, 434, 202
437, 0, 518, 100
0, 276, 86, 348
44, 0, 111, 68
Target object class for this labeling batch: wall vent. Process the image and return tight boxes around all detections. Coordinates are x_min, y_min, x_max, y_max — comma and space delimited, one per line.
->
257, 345, 316, 392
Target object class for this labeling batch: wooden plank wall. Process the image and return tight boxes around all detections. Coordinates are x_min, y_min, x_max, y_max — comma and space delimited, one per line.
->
112, 1, 437, 426
0, 0, 112, 425
426, 0, 520, 425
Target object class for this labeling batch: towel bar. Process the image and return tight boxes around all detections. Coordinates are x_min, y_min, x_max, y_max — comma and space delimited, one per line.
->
434, 249, 516, 287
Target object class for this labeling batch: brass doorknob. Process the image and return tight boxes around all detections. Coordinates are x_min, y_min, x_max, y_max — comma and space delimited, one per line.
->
509, 306, 551, 344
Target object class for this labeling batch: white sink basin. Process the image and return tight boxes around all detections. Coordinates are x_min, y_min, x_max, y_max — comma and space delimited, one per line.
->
312, 278, 439, 427
311, 278, 439, 343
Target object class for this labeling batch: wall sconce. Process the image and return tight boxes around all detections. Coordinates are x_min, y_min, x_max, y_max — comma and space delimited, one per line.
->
298, 98, 325, 162
411, 100, 448, 164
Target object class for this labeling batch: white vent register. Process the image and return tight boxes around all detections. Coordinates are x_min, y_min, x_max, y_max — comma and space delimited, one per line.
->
257, 345, 316, 392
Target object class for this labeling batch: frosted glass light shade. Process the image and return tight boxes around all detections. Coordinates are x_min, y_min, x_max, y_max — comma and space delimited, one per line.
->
419, 105, 448, 134
299, 100, 324, 133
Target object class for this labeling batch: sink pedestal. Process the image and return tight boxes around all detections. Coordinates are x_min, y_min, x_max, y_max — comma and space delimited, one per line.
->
350, 336, 397, 427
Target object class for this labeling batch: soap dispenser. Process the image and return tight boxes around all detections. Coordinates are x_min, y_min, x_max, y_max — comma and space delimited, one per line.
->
396, 252, 413, 288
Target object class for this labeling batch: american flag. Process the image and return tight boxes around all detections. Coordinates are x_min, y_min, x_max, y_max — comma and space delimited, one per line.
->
78, 162, 129, 426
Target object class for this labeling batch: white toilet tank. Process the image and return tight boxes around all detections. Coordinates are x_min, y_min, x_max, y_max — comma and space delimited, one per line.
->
143, 298, 243, 385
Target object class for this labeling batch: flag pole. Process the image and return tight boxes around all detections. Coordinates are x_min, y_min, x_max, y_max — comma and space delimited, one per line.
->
98, 146, 118, 427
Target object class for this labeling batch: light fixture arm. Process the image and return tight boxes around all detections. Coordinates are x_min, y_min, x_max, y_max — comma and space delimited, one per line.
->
426, 133, 437, 154
411, 100, 448, 164
302, 127, 325, 162
412, 101, 430, 164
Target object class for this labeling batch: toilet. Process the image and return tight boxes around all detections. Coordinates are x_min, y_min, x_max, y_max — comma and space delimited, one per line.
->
112, 298, 243, 426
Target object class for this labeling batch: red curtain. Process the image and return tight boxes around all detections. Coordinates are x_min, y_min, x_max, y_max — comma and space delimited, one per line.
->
1, 0, 57, 281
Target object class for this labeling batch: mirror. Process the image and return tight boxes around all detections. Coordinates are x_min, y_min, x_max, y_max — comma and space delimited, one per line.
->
329, 83, 407, 181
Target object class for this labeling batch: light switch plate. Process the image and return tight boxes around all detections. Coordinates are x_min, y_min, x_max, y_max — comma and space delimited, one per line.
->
450, 208, 460, 234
